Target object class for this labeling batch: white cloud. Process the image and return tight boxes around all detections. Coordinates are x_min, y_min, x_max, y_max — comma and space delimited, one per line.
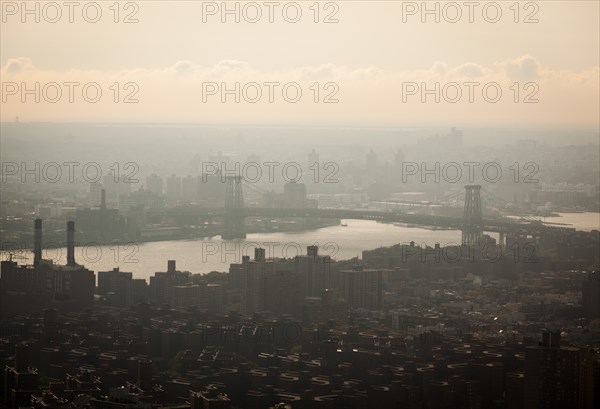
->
1, 56, 597, 127
3, 57, 36, 74
500, 55, 541, 82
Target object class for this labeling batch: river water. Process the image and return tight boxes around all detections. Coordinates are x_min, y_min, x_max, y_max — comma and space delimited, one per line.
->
2, 213, 598, 282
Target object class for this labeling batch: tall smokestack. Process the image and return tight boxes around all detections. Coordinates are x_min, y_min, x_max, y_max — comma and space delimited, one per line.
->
67, 221, 75, 266
34, 219, 42, 266
101, 189, 106, 210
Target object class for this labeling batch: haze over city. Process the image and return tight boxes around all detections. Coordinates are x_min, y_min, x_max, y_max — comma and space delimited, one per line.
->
1, 1, 599, 409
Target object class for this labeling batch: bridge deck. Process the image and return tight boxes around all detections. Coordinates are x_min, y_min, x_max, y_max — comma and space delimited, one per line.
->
147, 207, 574, 235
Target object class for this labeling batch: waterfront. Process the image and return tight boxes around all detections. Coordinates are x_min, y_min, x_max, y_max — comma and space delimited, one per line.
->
531, 211, 600, 230
3, 220, 461, 281
2, 212, 598, 282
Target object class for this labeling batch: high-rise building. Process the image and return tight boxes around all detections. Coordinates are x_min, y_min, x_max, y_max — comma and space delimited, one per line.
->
582, 271, 600, 319
3, 343, 40, 408
229, 256, 248, 289
283, 181, 307, 208
149, 260, 191, 304
581, 349, 600, 409
103, 171, 118, 198
366, 149, 377, 175
295, 246, 332, 298
449, 127, 463, 146
394, 149, 405, 171
525, 330, 582, 409
302, 289, 347, 325
339, 265, 382, 309
98, 267, 147, 307
166, 174, 182, 201
146, 173, 163, 195
103, 171, 132, 201
76, 189, 126, 242
308, 148, 319, 165
182, 175, 198, 202
172, 284, 206, 309
199, 169, 226, 204
206, 283, 224, 318
241, 248, 274, 316
98, 267, 133, 295
246, 153, 260, 164
90, 182, 103, 207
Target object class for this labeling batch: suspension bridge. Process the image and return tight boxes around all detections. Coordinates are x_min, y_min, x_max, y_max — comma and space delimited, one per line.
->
146, 177, 574, 242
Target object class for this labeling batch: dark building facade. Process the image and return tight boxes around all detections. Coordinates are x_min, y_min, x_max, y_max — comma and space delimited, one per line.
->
525, 331, 582, 409
0, 219, 95, 317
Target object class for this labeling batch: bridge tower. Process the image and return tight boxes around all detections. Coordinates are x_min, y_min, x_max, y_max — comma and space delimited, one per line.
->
462, 184, 482, 246
222, 176, 246, 239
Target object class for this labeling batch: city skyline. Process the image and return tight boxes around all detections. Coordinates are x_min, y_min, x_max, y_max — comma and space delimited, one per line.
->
1, 1, 599, 408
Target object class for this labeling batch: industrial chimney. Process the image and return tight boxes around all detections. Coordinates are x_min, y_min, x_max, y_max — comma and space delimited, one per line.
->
100, 189, 106, 210
67, 221, 76, 266
34, 218, 42, 266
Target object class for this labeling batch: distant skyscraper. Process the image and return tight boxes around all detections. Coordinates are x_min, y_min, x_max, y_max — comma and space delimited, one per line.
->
103, 171, 118, 198
308, 148, 319, 165
166, 174, 182, 201
90, 182, 103, 207
120, 176, 132, 196
209, 151, 227, 164
366, 149, 377, 175
199, 169, 226, 203
182, 175, 198, 202
146, 173, 163, 195
247, 153, 261, 164
449, 127, 463, 147
283, 181, 307, 208
394, 149, 405, 171
103, 171, 132, 201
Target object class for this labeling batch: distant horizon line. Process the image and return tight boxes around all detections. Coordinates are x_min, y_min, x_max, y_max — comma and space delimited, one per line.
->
1, 121, 599, 133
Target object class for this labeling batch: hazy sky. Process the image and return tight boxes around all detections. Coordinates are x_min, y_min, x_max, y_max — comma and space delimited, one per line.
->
1, 1, 599, 127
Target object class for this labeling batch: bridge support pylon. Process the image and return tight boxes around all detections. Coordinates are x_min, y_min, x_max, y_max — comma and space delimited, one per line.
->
222, 176, 246, 239
462, 185, 482, 246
